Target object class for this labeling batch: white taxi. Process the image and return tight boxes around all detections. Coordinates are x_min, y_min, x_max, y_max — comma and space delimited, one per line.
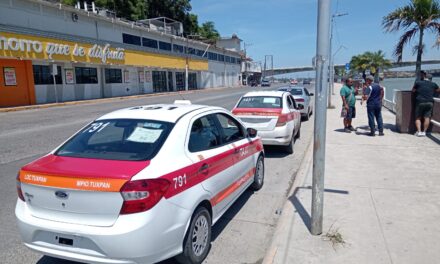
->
15, 102, 264, 264
232, 91, 302, 154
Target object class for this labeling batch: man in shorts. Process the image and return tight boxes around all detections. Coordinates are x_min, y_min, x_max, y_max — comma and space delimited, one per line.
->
412, 71, 440, 136
340, 78, 356, 133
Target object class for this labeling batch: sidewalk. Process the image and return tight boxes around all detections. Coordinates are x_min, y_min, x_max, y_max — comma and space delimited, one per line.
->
264, 83, 440, 264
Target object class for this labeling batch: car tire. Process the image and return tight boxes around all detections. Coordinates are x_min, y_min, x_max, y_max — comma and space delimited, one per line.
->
295, 123, 301, 139
176, 207, 212, 264
303, 108, 310, 121
250, 155, 264, 191
284, 133, 295, 154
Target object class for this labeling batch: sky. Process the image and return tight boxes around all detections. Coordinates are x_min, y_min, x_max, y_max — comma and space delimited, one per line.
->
191, 0, 440, 76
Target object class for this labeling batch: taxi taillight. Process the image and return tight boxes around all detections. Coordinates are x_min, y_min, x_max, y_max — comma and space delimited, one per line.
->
119, 179, 170, 214
16, 174, 25, 201
276, 113, 289, 127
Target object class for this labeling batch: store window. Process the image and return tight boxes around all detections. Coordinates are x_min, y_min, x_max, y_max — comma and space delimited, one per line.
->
188, 72, 197, 90
159, 41, 172, 51
122, 33, 141, 46
142, 38, 158, 49
75, 67, 98, 84
33, 65, 62, 85
105, 69, 122, 83
218, 55, 225, 62
176, 72, 185, 91
173, 44, 184, 53
152, 71, 167, 92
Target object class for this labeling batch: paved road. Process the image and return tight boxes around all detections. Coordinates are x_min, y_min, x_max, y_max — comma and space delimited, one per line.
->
0, 83, 314, 264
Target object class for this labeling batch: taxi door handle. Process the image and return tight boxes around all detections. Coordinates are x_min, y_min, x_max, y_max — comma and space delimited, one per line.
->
199, 164, 209, 174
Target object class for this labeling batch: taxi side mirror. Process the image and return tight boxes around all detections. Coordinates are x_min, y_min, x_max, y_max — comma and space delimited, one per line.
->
309, 93, 314, 96
297, 105, 304, 110
247, 128, 258, 138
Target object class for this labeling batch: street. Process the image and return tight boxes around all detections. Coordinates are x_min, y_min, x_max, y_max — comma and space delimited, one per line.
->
0, 84, 315, 264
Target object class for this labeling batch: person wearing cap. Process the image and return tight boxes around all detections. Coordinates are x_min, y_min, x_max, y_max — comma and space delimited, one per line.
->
363, 75, 384, 136
412, 70, 440, 137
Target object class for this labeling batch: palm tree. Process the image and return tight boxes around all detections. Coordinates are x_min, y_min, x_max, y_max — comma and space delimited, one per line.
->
383, 0, 440, 80
365, 50, 393, 82
350, 53, 369, 80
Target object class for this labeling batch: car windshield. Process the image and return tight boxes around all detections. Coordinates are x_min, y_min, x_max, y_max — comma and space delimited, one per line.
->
56, 119, 173, 161
237, 96, 282, 108
289, 88, 303, 95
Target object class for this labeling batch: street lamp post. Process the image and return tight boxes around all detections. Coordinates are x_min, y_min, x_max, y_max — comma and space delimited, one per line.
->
328, 12, 348, 108
311, 0, 331, 236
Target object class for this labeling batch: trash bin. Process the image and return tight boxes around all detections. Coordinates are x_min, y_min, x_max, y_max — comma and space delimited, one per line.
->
395, 90, 415, 133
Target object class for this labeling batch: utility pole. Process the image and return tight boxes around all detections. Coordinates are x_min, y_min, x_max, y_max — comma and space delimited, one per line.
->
264, 55, 273, 82
243, 42, 252, 86
328, 12, 348, 106
311, 0, 331, 236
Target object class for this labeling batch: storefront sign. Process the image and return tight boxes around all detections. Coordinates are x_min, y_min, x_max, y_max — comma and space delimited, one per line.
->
0, 34, 125, 64
0, 32, 208, 71
65, 69, 74, 84
3, 67, 17, 86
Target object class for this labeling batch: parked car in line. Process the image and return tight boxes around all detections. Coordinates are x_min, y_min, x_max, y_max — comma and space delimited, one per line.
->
15, 101, 265, 264
302, 79, 311, 85
261, 79, 271, 87
232, 91, 302, 154
278, 86, 314, 121
290, 79, 298, 85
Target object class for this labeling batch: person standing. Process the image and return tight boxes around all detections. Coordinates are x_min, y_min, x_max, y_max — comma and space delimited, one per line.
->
412, 71, 440, 136
364, 75, 384, 136
340, 78, 356, 133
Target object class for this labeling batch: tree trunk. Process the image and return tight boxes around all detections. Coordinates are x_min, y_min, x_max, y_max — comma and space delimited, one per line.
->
416, 28, 424, 81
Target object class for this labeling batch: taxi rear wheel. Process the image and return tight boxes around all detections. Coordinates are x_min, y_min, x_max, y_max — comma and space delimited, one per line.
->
250, 155, 264, 191
176, 206, 212, 264
284, 133, 295, 154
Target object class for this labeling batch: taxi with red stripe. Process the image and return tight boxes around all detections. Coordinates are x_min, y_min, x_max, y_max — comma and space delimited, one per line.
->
232, 91, 302, 154
15, 101, 264, 264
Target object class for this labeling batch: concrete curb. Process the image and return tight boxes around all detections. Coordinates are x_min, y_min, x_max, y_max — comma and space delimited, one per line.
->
263, 135, 314, 264
0, 85, 244, 113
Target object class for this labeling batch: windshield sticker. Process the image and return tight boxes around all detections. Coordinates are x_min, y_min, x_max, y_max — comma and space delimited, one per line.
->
263, 98, 277, 104
127, 127, 162, 143
143, 122, 162, 129
83, 122, 110, 133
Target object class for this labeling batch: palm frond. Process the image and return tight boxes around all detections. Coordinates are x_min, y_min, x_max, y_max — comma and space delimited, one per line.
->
393, 27, 419, 61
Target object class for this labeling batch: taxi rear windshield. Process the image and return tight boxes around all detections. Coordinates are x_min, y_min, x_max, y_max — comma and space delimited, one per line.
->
56, 119, 173, 161
237, 96, 282, 108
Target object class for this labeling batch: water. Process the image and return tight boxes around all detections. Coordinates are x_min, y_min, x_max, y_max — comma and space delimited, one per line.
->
381, 77, 440, 101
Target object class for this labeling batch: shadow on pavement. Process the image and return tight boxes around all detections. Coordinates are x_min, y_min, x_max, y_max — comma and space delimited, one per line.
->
288, 186, 349, 233
211, 189, 254, 241
427, 133, 440, 145
263, 145, 291, 158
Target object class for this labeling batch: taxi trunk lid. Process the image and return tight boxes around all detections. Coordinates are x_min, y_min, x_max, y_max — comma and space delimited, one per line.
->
19, 154, 150, 227
232, 108, 282, 131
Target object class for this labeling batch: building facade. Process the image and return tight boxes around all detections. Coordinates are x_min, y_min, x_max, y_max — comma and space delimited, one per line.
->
0, 0, 243, 107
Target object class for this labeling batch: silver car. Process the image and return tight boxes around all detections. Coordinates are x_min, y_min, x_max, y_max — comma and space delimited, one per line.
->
278, 86, 314, 121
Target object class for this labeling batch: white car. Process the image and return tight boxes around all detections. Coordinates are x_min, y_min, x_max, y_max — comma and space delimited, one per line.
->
278, 86, 314, 121
232, 91, 302, 154
15, 102, 265, 264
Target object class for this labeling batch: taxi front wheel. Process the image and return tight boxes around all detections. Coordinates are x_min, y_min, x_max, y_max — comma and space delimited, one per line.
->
250, 155, 265, 191
176, 206, 212, 264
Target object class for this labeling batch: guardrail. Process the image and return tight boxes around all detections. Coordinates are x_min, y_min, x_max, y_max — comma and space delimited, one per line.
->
382, 87, 398, 113
433, 97, 440, 128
